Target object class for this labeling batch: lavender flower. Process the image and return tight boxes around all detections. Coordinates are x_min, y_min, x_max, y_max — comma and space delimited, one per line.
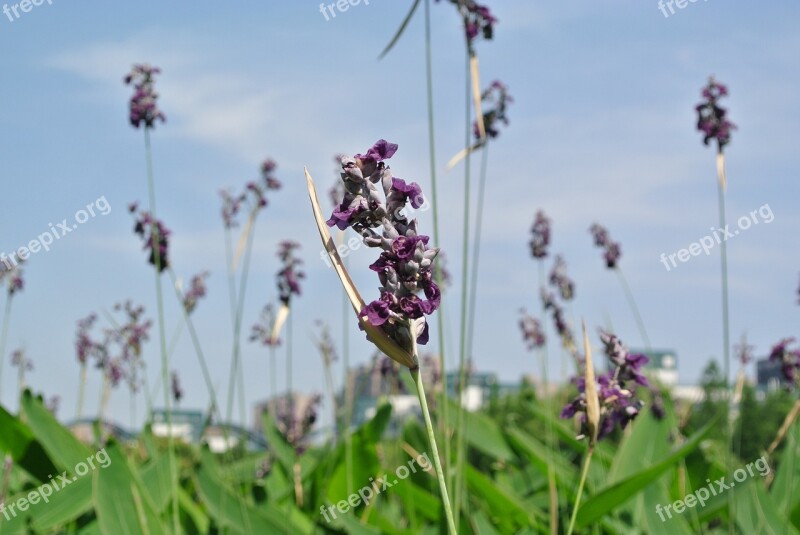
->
220, 189, 247, 229
475, 80, 512, 140
373, 353, 407, 394
436, 0, 497, 50
130, 203, 170, 273
0, 261, 25, 296
276, 241, 305, 306
541, 290, 574, 351
10, 349, 32, 371
123, 64, 166, 129
529, 211, 551, 259
246, 159, 282, 209
171, 371, 183, 403
271, 392, 322, 454
250, 304, 280, 347
182, 272, 210, 314
314, 320, 338, 367
734, 336, 754, 367
327, 140, 441, 349
768, 338, 800, 386
589, 223, 622, 269
549, 255, 574, 301
98, 301, 152, 392
696, 77, 736, 152
561, 331, 648, 441
519, 309, 545, 350
75, 313, 106, 366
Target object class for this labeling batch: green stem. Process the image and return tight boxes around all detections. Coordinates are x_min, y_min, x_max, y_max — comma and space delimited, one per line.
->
411, 366, 457, 535
453, 42, 474, 526
615, 268, 651, 350
143, 128, 179, 534
76, 364, 87, 420
538, 262, 558, 534
342, 254, 354, 495
0, 297, 12, 403
423, 0, 451, 505
566, 448, 594, 535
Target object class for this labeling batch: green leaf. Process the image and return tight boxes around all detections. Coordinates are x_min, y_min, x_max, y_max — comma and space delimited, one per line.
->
0, 473, 93, 534
377, 0, 421, 60
0, 404, 58, 483
262, 410, 295, 475
465, 464, 542, 532
448, 399, 514, 461
140, 453, 172, 513
575, 417, 719, 528
733, 477, 800, 535
506, 427, 578, 488
94, 443, 167, 535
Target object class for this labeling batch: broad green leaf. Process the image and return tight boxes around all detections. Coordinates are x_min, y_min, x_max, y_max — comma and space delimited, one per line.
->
140, 453, 172, 513
0, 404, 58, 483
575, 417, 718, 528
21, 390, 93, 471
770, 419, 800, 514
465, 464, 542, 532
178, 486, 210, 534
448, 399, 514, 461
94, 443, 167, 535
0, 473, 93, 534
733, 477, 800, 535
262, 411, 295, 475
506, 427, 578, 489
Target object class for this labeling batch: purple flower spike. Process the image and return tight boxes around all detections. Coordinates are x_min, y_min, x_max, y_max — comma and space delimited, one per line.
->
549, 255, 575, 301
328, 140, 442, 348
589, 223, 622, 269
769, 338, 800, 386
696, 77, 736, 152
475, 80, 513, 140
124, 64, 166, 129
529, 211, 551, 259
519, 309, 545, 350
182, 272, 210, 314
276, 241, 305, 306
436, 0, 497, 51
130, 204, 171, 273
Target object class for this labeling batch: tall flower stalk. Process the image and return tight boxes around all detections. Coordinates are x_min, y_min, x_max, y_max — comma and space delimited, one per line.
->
0, 261, 24, 403
307, 140, 454, 534
124, 63, 178, 533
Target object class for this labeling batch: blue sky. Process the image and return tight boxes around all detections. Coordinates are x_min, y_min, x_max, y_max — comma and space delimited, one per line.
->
0, 1, 798, 430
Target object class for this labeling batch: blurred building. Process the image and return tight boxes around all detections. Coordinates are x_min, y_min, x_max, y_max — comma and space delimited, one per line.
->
756, 358, 783, 392
151, 409, 205, 443
67, 418, 136, 445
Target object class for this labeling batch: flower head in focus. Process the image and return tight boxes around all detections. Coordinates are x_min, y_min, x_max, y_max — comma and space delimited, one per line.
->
124, 64, 166, 129
326, 140, 441, 352
696, 77, 736, 152
475, 80, 512, 140
529, 211, 551, 259
589, 223, 622, 269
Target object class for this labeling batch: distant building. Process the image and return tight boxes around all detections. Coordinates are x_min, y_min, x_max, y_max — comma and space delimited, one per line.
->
756, 358, 783, 392
67, 419, 136, 445
445, 371, 499, 411
151, 409, 205, 443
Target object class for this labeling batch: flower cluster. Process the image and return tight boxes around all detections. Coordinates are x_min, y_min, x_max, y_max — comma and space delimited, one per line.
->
272, 392, 322, 454
734, 336, 754, 367
0, 261, 24, 296
519, 309, 545, 350
437, 0, 497, 49
589, 223, 622, 269
561, 331, 648, 441
314, 320, 338, 367
529, 210, 551, 259
250, 304, 280, 347
220, 189, 247, 229
247, 159, 282, 208
10, 349, 32, 372
129, 203, 171, 273
276, 241, 304, 306
220, 159, 282, 228
549, 255, 574, 301
541, 290, 574, 351
105, 301, 152, 391
695, 77, 736, 151
123, 64, 166, 129
768, 338, 800, 386
475, 80, 512, 140
75, 313, 106, 366
327, 140, 441, 348
182, 271, 210, 314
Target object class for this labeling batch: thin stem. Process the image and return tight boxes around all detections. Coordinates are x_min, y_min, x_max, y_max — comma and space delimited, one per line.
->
76, 364, 87, 420
411, 367, 457, 535
465, 144, 488, 366
454, 42, 473, 526
143, 128, 179, 534
423, 0, 451, 505
147, 319, 184, 409
342, 253, 354, 495
0, 297, 12, 403
615, 268, 651, 350
538, 262, 558, 535
286, 307, 293, 417
566, 448, 594, 535
269, 345, 277, 406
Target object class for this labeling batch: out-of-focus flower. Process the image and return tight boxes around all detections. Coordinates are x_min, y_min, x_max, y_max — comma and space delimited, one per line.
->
75, 313, 107, 366
372, 353, 407, 394
246, 159, 283, 209
96, 301, 152, 392
220, 189, 247, 229
696, 77, 736, 152
436, 0, 497, 50
182, 272, 210, 314
589, 223, 622, 269
271, 392, 322, 454
475, 80, 512, 140
768, 338, 800, 386
433, 251, 452, 291
561, 331, 648, 440
549, 255, 574, 301
10, 349, 32, 371
276, 241, 305, 306
541, 290, 574, 351
327, 140, 441, 350
529, 211, 551, 259
314, 320, 338, 367
47, 395, 60, 416
171, 371, 183, 403
123, 64, 165, 129
734, 336, 754, 367
421, 353, 443, 390
0, 260, 25, 296
130, 203, 170, 273
250, 304, 280, 347
519, 308, 545, 350
329, 154, 348, 208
